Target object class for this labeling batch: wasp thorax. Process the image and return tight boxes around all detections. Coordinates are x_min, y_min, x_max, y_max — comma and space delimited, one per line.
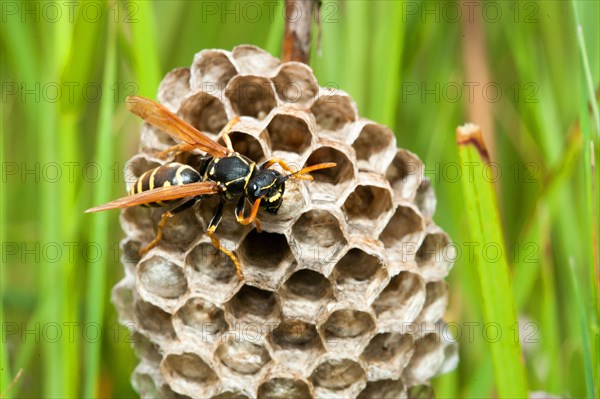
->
114, 45, 457, 399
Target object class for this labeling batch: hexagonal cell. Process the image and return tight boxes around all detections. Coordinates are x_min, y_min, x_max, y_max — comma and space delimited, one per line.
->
111, 277, 135, 323
357, 379, 406, 399
379, 204, 425, 269
119, 238, 142, 270
304, 146, 355, 202
134, 299, 176, 341
159, 207, 204, 252
139, 122, 178, 153
417, 281, 449, 323
132, 369, 163, 399
372, 272, 426, 328
305, 146, 354, 185
279, 269, 332, 320
120, 205, 155, 241
352, 123, 394, 172
404, 333, 445, 385
272, 62, 318, 106
360, 333, 414, 380
158, 67, 191, 111
178, 91, 228, 134
239, 229, 290, 267
191, 49, 237, 91
414, 178, 436, 220
161, 352, 219, 397
321, 310, 375, 349
331, 248, 387, 303
121, 238, 144, 262
311, 92, 357, 131
257, 378, 313, 399
239, 229, 292, 287
342, 183, 393, 235
174, 296, 228, 343
232, 45, 281, 76
184, 240, 240, 303
385, 150, 424, 202
291, 209, 347, 271
226, 75, 277, 119
218, 131, 266, 162
310, 358, 366, 398
215, 337, 271, 375
227, 285, 279, 322
131, 331, 163, 364
137, 255, 187, 299
270, 320, 324, 355
266, 113, 313, 154
416, 231, 455, 280
285, 269, 332, 301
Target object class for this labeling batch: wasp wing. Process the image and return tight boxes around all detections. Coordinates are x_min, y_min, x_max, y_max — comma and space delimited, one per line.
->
85, 181, 220, 212
126, 95, 233, 158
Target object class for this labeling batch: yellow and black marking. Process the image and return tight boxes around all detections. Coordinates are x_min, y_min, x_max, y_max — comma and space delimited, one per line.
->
130, 162, 202, 207
205, 153, 254, 201
87, 96, 339, 281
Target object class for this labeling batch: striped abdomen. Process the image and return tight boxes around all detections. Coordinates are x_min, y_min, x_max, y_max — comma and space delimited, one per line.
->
130, 162, 202, 207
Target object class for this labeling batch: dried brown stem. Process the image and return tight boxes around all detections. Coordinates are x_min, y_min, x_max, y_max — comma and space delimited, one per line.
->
461, 0, 495, 160
282, 0, 317, 63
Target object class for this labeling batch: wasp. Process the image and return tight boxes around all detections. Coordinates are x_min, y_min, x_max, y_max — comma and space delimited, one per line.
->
86, 96, 335, 278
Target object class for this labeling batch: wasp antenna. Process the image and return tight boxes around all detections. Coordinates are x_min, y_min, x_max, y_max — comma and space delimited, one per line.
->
282, 162, 337, 181
294, 162, 337, 176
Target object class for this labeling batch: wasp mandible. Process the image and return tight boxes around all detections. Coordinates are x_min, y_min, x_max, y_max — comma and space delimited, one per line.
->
86, 96, 336, 278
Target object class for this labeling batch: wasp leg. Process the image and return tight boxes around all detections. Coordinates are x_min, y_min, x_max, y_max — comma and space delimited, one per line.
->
235, 197, 262, 232
140, 199, 196, 255
220, 116, 240, 152
157, 143, 195, 159
207, 200, 244, 279
260, 158, 313, 180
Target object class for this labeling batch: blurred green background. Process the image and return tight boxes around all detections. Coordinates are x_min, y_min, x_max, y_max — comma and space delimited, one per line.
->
1, 0, 598, 398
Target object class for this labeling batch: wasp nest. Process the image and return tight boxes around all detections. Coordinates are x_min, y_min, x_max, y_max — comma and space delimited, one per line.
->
113, 45, 457, 399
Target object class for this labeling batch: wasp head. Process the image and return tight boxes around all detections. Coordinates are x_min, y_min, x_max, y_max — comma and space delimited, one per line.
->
246, 169, 285, 215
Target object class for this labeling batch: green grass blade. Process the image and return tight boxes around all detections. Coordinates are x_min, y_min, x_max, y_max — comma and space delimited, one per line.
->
572, 1, 599, 393
36, 25, 65, 399
0, 14, 37, 89
0, 87, 11, 393
572, 7, 600, 141
535, 211, 562, 393
54, 12, 84, 398
1, 13, 38, 396
265, 0, 284, 57
456, 124, 529, 398
311, 0, 343, 88
59, 6, 105, 115
83, 15, 117, 398
343, 1, 369, 112
131, 1, 161, 97
568, 258, 595, 397
369, 2, 404, 127
462, 357, 494, 398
